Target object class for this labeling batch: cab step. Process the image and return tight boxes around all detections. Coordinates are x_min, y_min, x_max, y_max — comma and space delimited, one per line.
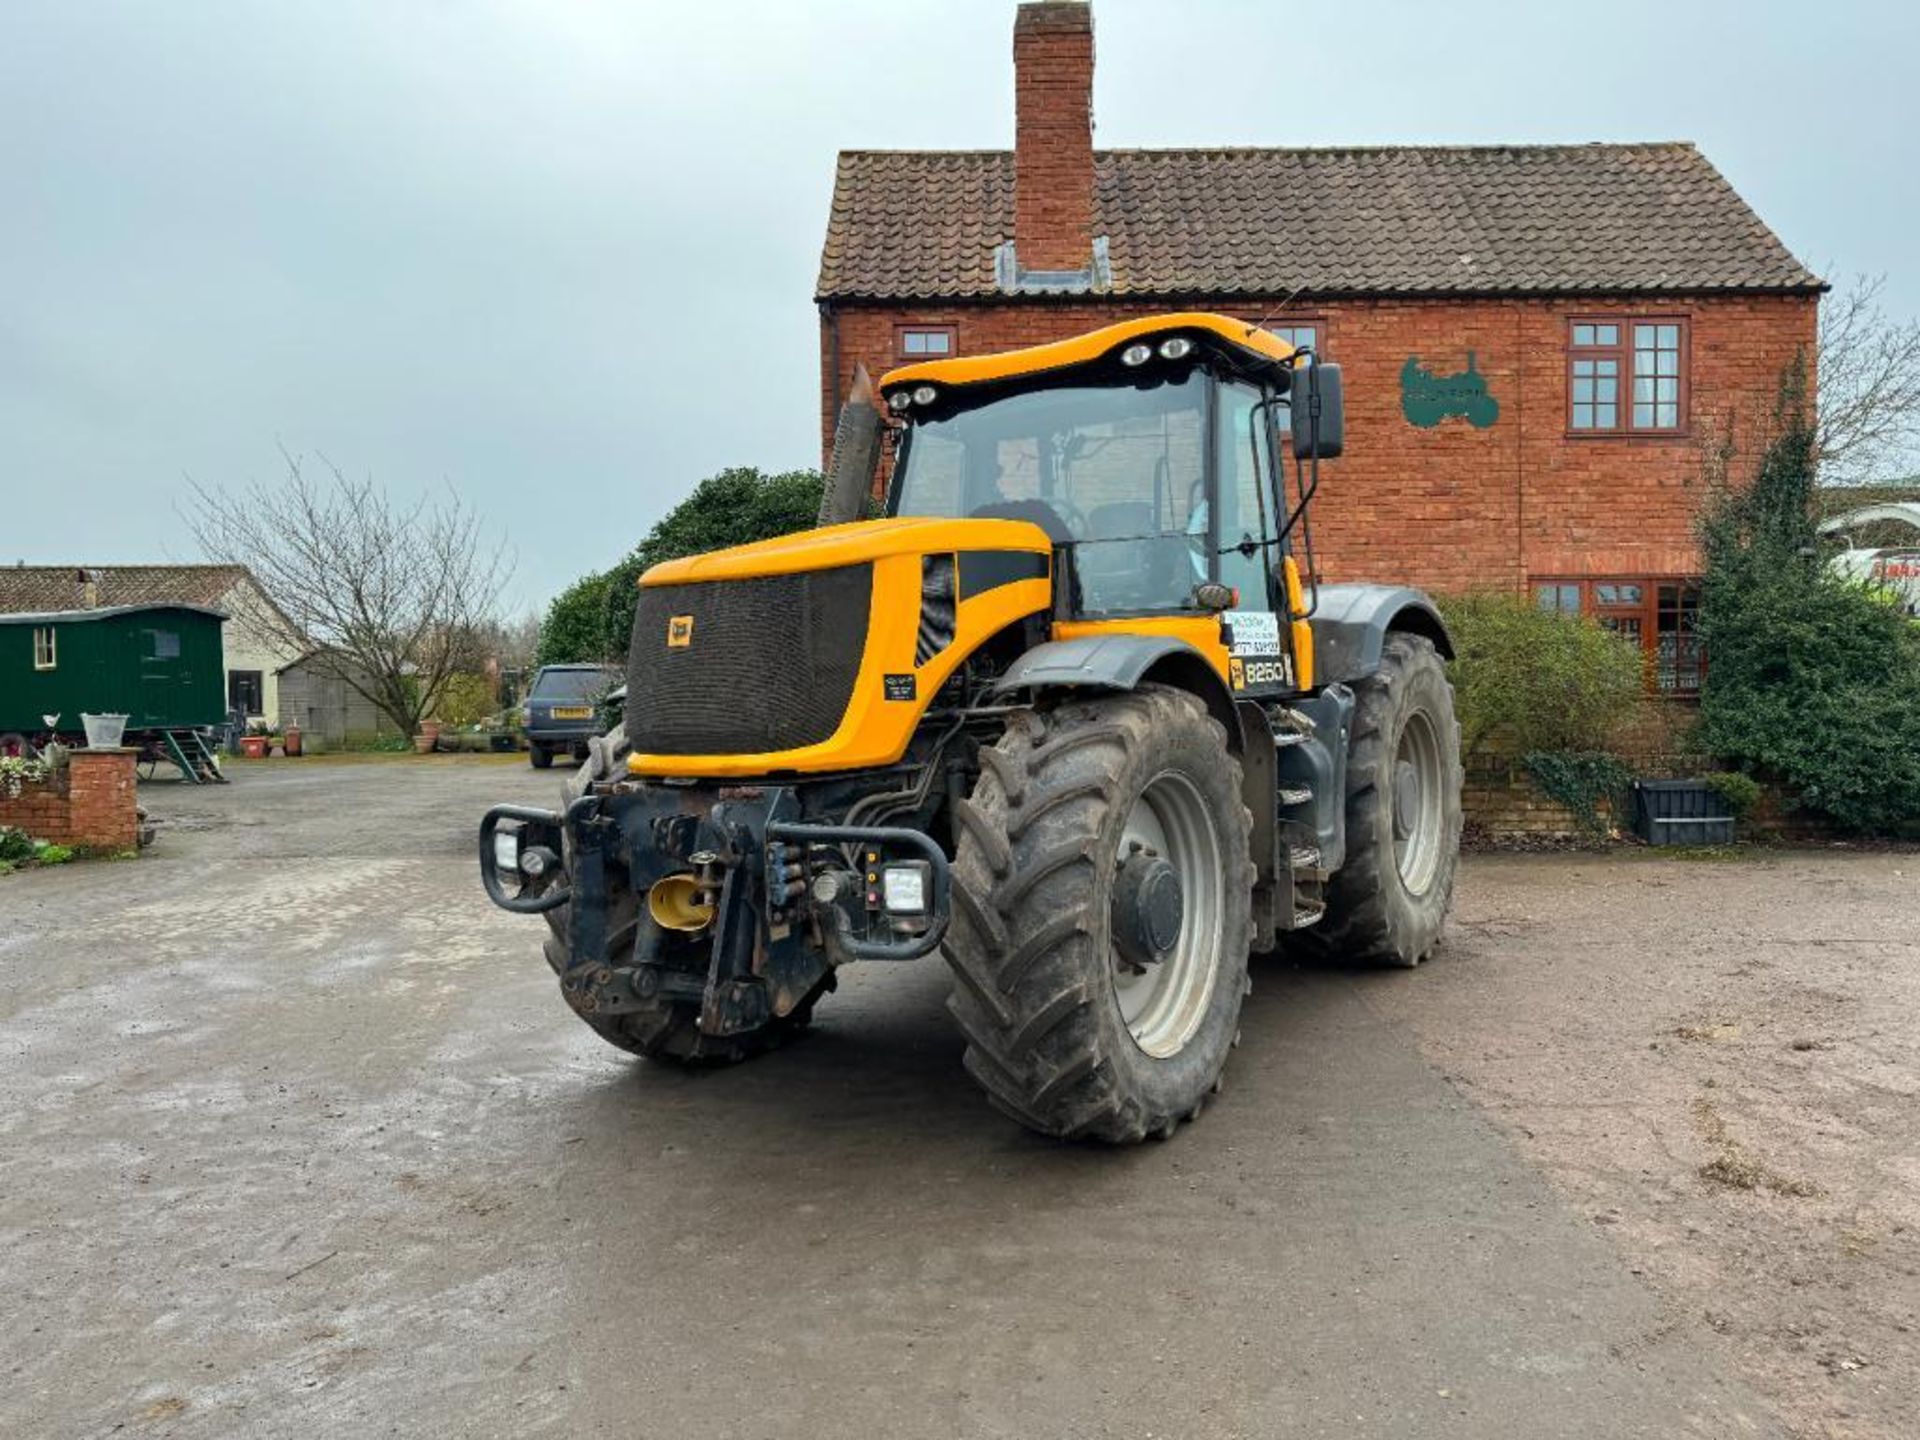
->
1278, 785, 1313, 807
1289, 845, 1324, 875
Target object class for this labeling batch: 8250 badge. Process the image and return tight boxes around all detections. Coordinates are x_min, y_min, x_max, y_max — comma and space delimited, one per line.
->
1230, 655, 1293, 690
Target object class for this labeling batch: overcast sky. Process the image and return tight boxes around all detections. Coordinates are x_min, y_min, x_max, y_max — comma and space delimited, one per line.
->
5, 0, 1914, 614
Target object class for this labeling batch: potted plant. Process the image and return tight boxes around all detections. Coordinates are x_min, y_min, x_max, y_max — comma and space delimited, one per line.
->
240, 720, 270, 760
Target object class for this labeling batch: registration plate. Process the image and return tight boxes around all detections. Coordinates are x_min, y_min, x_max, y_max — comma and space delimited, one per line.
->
551, 706, 593, 720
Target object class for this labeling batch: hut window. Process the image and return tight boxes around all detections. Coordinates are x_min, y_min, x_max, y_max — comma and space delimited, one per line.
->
148, 629, 181, 660
33, 627, 56, 670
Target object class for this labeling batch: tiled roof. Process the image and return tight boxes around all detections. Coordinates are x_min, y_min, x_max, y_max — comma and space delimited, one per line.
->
0, 564, 252, 615
817, 143, 1820, 300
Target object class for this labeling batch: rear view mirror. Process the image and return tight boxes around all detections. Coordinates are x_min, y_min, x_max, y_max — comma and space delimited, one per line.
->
1290, 362, 1343, 459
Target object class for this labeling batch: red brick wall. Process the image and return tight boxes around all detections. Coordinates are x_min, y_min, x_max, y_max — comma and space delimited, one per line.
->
0, 750, 139, 851
819, 293, 1816, 594
1012, 3, 1095, 273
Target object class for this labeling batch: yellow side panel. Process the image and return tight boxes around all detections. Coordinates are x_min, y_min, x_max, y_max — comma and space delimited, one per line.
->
1282, 555, 1314, 692
628, 563, 1050, 779
1052, 615, 1232, 683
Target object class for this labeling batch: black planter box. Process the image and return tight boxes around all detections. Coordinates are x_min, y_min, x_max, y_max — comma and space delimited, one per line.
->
1632, 779, 1736, 847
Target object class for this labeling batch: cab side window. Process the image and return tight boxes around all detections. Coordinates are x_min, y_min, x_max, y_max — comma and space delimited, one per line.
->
1214, 384, 1276, 610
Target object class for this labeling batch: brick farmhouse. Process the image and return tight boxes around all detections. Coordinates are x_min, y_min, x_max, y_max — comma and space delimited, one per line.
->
815, 0, 1822, 696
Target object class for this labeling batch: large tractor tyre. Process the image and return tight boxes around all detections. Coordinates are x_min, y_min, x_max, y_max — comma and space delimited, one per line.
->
540, 723, 826, 1063
942, 686, 1254, 1142
1294, 632, 1462, 969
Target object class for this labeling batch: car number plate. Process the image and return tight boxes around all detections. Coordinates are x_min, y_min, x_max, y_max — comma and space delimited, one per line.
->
551, 706, 593, 719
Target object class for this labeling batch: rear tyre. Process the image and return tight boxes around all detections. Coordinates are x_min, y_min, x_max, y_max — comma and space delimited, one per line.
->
942, 686, 1253, 1142
1293, 632, 1462, 968
540, 723, 824, 1062
529, 744, 552, 769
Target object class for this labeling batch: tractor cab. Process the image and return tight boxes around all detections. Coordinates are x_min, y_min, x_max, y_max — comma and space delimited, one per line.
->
880, 313, 1342, 696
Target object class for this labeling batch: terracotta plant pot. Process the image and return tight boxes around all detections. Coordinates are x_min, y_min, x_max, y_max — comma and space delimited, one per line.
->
240, 735, 268, 759
412, 733, 435, 754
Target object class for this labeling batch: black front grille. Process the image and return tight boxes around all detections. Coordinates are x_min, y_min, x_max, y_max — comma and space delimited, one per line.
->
627, 563, 873, 757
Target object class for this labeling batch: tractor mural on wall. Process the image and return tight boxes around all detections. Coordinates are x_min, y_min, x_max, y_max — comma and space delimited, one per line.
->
1400, 353, 1499, 430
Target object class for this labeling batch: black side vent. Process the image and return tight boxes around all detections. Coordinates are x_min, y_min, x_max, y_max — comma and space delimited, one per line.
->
917, 553, 956, 665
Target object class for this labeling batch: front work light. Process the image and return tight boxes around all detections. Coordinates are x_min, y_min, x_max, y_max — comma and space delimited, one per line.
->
1121, 343, 1152, 367
912, 384, 938, 406
887, 390, 912, 412
1158, 336, 1194, 361
880, 861, 931, 915
493, 830, 520, 877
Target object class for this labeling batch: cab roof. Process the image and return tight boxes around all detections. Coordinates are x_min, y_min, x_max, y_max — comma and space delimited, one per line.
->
878, 312, 1299, 400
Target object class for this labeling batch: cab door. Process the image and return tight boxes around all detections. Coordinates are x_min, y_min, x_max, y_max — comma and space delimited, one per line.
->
1214, 384, 1300, 697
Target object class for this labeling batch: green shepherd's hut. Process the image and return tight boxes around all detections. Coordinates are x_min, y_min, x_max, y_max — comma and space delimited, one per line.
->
0, 604, 228, 775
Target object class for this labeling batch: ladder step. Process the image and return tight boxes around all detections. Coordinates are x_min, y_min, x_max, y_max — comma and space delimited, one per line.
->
1292, 901, 1326, 928
1278, 786, 1313, 807
1271, 728, 1309, 748
1289, 845, 1323, 873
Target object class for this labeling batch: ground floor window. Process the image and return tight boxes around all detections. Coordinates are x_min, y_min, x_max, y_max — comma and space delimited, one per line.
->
228, 669, 265, 715
1532, 577, 1703, 696
33, 626, 57, 669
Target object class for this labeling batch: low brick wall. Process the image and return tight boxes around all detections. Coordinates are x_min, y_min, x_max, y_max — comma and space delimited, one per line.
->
0, 749, 139, 851
1464, 756, 1591, 840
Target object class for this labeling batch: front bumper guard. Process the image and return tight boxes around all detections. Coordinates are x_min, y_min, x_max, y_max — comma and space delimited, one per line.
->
478, 794, 952, 1033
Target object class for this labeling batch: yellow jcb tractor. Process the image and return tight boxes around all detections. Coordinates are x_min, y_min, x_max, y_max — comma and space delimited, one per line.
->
482, 312, 1462, 1142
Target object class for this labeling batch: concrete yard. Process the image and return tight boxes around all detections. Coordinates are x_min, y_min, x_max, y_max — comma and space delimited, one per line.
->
3, 758, 1915, 1438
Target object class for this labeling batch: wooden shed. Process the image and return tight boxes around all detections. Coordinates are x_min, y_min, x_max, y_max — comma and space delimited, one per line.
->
0, 604, 227, 739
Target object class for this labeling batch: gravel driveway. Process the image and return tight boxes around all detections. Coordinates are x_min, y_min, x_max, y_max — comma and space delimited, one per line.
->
3, 758, 1909, 1438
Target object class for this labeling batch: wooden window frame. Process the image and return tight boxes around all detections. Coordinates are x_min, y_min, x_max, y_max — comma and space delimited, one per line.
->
1531, 575, 1705, 697
894, 324, 957, 362
1566, 316, 1691, 438
32, 626, 56, 670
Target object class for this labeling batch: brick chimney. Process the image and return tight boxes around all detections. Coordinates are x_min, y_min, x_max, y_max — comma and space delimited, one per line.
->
1012, 1, 1095, 276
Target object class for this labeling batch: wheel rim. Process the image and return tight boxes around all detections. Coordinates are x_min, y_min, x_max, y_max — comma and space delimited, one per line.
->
1111, 770, 1224, 1059
1392, 709, 1445, 897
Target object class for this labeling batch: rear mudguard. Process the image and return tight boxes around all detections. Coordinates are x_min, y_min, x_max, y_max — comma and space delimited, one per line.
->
1308, 583, 1452, 685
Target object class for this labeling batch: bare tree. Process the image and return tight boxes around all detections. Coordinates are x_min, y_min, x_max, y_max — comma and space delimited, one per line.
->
185, 450, 513, 736
1817, 272, 1920, 484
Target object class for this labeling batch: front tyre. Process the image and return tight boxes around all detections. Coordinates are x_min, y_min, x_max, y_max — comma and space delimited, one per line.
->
942, 687, 1253, 1142
1294, 631, 1462, 968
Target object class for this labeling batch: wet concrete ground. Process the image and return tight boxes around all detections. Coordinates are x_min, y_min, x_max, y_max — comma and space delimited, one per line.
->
1, 759, 1798, 1438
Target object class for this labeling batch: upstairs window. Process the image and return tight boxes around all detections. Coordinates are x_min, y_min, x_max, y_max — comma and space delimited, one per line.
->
1569, 319, 1688, 434
1266, 323, 1321, 359
896, 325, 956, 360
33, 626, 56, 669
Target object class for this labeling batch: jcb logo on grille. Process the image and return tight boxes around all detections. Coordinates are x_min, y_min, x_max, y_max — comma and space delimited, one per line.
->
666, 615, 694, 649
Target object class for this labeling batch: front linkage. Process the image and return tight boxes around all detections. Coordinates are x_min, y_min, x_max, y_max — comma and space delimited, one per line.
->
480, 783, 950, 1038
